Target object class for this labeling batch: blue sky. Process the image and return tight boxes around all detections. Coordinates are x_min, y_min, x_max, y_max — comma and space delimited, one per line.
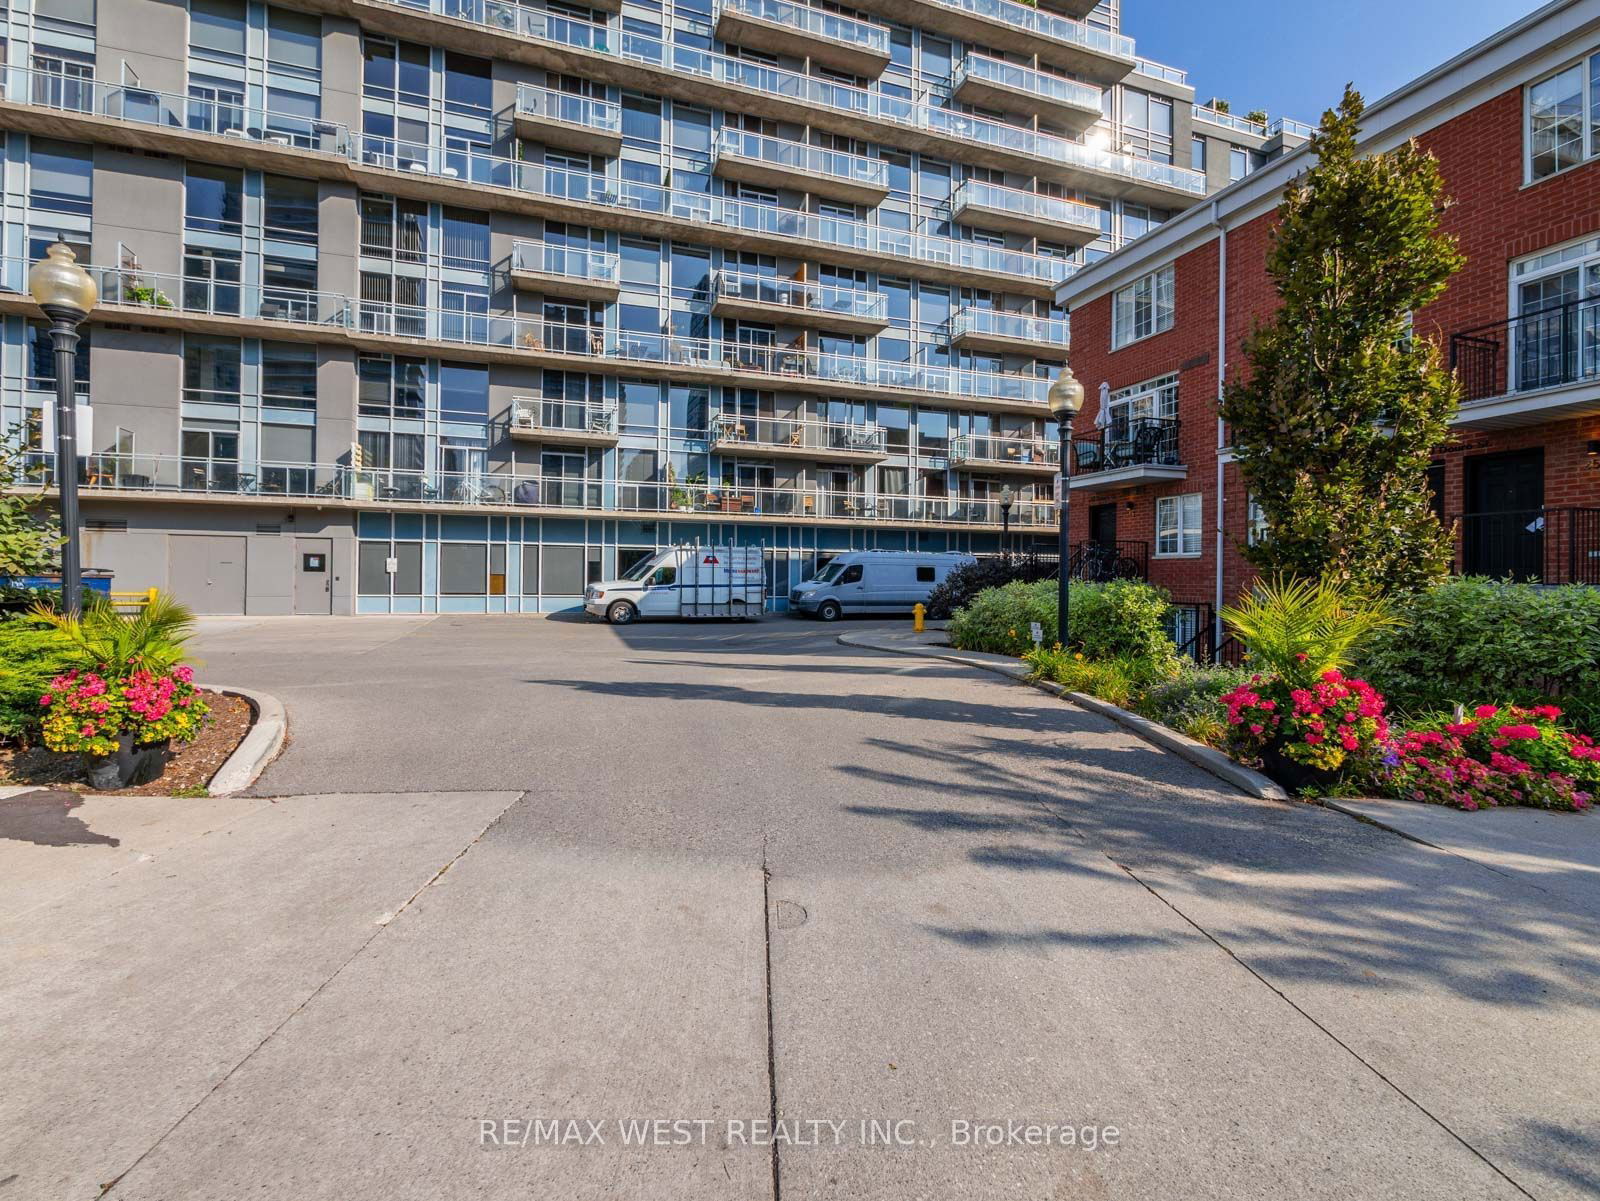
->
1122, 0, 1547, 125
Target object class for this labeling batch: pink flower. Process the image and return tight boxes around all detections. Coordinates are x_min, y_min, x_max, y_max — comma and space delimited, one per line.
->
1496, 724, 1539, 741
38, 694, 52, 707
1474, 704, 1500, 719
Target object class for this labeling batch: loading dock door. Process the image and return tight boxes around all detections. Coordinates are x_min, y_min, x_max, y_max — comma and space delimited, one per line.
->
168, 535, 247, 615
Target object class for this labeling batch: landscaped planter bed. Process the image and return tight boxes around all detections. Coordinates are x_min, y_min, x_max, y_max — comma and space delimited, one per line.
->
0, 690, 251, 796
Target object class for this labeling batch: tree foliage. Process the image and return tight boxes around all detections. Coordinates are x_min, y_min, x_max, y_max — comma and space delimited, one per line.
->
0, 433, 60, 577
1220, 86, 1463, 593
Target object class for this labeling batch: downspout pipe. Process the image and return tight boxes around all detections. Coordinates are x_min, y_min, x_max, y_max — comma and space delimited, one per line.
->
1212, 199, 1227, 656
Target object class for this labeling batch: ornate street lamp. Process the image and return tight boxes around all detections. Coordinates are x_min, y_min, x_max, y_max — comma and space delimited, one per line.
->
1048, 367, 1084, 646
29, 238, 98, 618
999, 484, 1014, 560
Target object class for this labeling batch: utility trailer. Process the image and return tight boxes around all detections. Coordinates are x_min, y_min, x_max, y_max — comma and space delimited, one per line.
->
583, 545, 766, 624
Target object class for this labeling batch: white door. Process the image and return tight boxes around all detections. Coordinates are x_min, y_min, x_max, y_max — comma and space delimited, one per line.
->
639, 560, 680, 616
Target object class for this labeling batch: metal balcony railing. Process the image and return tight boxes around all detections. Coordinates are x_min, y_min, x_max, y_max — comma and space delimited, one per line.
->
514, 85, 622, 134
718, 0, 890, 56
1070, 417, 1182, 474
0, 65, 352, 153
948, 179, 1102, 232
510, 242, 621, 286
1, 62, 1072, 287
948, 307, 1070, 348
711, 414, 887, 455
712, 271, 887, 322
11, 452, 1058, 527
508, 396, 617, 436
951, 55, 1102, 113
1132, 58, 1187, 84
1193, 106, 1267, 137
918, 0, 1135, 61
1450, 296, 1600, 403
948, 433, 1060, 468
1456, 508, 1600, 585
713, 130, 889, 190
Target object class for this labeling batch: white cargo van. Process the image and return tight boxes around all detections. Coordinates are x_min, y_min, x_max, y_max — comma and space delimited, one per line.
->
585, 545, 766, 624
789, 550, 975, 621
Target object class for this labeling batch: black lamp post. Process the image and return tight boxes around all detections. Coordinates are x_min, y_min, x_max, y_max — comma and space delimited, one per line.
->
29, 238, 99, 619
999, 484, 1014, 560
1048, 367, 1084, 646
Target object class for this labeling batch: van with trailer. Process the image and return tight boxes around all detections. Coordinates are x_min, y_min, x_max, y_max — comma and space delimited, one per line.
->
788, 550, 975, 621
584, 545, 766, 625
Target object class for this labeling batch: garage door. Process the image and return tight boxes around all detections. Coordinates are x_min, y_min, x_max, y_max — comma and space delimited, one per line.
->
167, 535, 247, 615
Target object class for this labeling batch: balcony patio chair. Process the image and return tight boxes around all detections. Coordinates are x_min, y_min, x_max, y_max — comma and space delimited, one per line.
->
1075, 440, 1107, 474
1129, 423, 1169, 465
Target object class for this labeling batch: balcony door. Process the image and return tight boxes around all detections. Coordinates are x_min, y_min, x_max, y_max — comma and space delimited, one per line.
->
1464, 449, 1544, 580
1513, 253, 1600, 394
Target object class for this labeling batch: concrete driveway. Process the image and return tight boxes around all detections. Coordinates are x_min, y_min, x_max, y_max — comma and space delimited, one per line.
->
3, 614, 1597, 1200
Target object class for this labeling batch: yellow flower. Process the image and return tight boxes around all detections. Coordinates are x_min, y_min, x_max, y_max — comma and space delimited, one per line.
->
1073, 652, 1084, 661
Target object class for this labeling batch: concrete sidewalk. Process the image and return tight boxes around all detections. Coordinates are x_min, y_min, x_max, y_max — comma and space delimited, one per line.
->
1329, 797, 1600, 923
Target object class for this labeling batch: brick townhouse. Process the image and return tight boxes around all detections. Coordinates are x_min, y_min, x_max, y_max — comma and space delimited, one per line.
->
1055, 0, 1600, 648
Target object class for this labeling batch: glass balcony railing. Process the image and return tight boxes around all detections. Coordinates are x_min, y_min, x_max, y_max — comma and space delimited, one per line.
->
0, 257, 354, 326
713, 130, 889, 190
510, 242, 620, 286
711, 413, 888, 456
1269, 117, 1315, 140
1132, 58, 1187, 85
514, 85, 621, 135
718, 0, 890, 57
951, 55, 1102, 113
376, 0, 612, 51
948, 179, 1102, 232
949, 307, 1070, 349
918, 0, 1134, 61
949, 433, 1060, 468
1, 65, 352, 154
1193, 106, 1266, 137
16, 452, 1058, 526
508, 397, 617, 436
712, 271, 888, 322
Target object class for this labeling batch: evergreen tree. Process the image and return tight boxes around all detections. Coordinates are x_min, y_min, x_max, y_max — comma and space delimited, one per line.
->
1220, 87, 1462, 593
0, 433, 59, 577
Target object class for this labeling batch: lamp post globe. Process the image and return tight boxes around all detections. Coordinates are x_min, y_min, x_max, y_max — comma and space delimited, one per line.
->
1048, 368, 1084, 648
30, 238, 97, 618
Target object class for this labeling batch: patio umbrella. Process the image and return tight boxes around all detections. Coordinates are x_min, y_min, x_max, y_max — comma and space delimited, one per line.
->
1094, 381, 1111, 429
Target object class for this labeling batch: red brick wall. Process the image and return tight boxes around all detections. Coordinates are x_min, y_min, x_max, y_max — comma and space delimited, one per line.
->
1065, 75, 1600, 608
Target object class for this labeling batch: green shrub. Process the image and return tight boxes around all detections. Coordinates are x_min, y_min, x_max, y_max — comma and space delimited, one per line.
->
948, 578, 1180, 667
925, 557, 1057, 619
1355, 577, 1600, 732
1220, 574, 1402, 687
948, 579, 1058, 657
1022, 646, 1170, 710
1137, 666, 1252, 732
0, 618, 74, 744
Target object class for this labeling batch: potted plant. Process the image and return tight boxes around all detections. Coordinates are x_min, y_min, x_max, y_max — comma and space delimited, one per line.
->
1217, 576, 1402, 792
33, 594, 211, 789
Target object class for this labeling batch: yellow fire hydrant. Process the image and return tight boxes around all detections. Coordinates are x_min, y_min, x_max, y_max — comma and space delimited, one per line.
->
913, 602, 925, 633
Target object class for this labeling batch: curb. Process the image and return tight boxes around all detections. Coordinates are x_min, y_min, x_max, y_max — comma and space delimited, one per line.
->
837, 632, 1288, 802
204, 684, 287, 796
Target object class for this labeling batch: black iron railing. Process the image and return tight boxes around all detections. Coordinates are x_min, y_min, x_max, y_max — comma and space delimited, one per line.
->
1067, 540, 1149, 582
1457, 507, 1600, 585
1169, 601, 1245, 667
1450, 296, 1600, 403
1070, 417, 1181, 475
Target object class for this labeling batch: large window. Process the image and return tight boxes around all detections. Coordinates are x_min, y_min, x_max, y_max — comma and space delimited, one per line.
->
1155, 493, 1202, 557
1507, 235, 1600, 393
262, 342, 318, 409
1111, 265, 1175, 349
183, 336, 243, 404
267, 8, 322, 76
439, 362, 488, 421
185, 164, 244, 233
27, 321, 90, 391
358, 354, 426, 417
441, 208, 489, 269
265, 175, 318, 243
29, 139, 93, 215
1527, 52, 1600, 181
190, 0, 246, 61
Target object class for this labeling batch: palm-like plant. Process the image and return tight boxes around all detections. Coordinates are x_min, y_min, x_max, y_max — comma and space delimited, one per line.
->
33, 592, 199, 677
1221, 575, 1403, 686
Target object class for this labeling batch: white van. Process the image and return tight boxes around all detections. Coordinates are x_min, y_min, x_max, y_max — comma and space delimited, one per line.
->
789, 551, 975, 621
585, 545, 765, 624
